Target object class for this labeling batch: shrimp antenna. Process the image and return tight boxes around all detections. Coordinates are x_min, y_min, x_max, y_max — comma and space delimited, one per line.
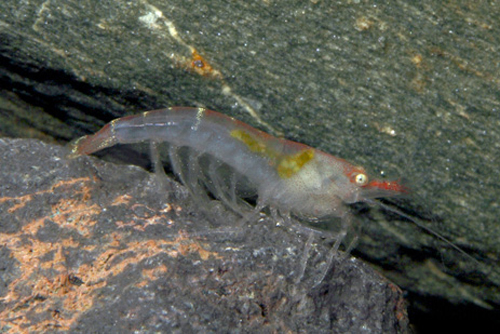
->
365, 199, 481, 267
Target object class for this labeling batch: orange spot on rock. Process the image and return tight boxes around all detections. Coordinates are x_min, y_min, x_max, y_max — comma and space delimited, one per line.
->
185, 50, 222, 79
111, 194, 132, 206
136, 265, 169, 287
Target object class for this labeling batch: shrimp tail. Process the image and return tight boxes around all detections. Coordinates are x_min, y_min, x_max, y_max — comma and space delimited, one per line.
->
67, 123, 117, 158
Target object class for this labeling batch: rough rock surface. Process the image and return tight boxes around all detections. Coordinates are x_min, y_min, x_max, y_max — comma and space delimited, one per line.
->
0, 138, 409, 333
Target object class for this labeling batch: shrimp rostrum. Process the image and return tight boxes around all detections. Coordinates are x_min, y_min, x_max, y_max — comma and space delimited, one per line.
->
70, 107, 407, 251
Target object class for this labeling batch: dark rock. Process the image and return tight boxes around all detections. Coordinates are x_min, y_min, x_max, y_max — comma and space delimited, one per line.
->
0, 138, 409, 333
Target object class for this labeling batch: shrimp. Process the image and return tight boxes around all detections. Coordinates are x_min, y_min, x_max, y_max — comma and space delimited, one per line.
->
70, 107, 406, 218
70, 107, 411, 283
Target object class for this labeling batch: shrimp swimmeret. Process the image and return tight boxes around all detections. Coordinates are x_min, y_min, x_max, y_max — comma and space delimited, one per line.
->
70, 107, 410, 279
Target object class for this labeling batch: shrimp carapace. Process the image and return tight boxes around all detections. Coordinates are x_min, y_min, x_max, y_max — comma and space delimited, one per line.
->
69, 107, 407, 221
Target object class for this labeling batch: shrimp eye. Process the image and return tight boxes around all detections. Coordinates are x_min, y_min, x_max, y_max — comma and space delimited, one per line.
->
355, 173, 368, 186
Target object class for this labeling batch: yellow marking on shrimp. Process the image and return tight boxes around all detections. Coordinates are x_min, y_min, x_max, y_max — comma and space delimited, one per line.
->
276, 149, 315, 179
191, 107, 206, 131
230, 129, 271, 156
230, 129, 314, 178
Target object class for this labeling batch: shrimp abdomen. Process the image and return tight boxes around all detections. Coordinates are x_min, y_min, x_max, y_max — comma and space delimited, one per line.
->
70, 108, 280, 188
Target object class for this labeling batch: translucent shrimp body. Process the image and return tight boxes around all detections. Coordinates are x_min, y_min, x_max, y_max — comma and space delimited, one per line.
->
70, 107, 406, 223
